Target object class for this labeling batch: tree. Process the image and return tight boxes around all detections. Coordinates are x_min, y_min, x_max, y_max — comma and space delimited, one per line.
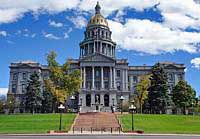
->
45, 51, 81, 110
172, 80, 196, 114
41, 86, 54, 113
25, 72, 42, 114
134, 74, 151, 113
148, 63, 169, 114
0, 100, 4, 113
6, 95, 15, 114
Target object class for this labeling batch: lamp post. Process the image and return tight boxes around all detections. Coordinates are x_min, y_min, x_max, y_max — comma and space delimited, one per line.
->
191, 102, 194, 115
120, 96, 125, 114
70, 95, 75, 111
58, 104, 65, 131
129, 100, 136, 131
112, 98, 115, 106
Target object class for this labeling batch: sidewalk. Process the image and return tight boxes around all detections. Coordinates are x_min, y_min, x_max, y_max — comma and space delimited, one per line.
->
1, 132, 200, 137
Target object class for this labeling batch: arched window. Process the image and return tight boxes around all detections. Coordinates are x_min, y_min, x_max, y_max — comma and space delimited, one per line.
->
86, 94, 91, 106
104, 94, 109, 107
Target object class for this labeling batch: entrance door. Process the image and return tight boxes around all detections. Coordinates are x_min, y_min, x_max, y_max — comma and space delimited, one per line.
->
104, 94, 109, 107
96, 105, 99, 111
86, 94, 91, 106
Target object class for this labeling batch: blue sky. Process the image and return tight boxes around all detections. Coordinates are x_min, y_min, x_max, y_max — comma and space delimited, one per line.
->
0, 0, 200, 96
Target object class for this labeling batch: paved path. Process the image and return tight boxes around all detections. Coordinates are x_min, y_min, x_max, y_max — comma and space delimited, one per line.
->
0, 135, 200, 139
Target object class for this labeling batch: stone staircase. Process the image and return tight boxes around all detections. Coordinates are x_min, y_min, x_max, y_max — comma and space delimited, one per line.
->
71, 112, 121, 132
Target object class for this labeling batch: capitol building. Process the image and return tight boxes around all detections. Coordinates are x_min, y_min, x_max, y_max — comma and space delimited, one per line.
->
7, 2, 185, 113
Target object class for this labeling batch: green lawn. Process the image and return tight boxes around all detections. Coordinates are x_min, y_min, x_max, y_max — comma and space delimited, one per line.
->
118, 114, 200, 134
0, 113, 76, 134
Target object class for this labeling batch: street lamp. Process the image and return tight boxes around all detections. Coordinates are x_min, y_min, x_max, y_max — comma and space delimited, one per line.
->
191, 102, 194, 115
112, 98, 115, 106
58, 104, 65, 131
129, 100, 136, 131
70, 95, 75, 111
120, 96, 125, 114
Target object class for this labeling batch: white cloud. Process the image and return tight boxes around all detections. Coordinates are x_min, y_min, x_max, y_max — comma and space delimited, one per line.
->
0, 0, 200, 55
0, 0, 80, 24
158, 0, 200, 30
43, 32, 61, 40
191, 57, 200, 69
0, 88, 8, 96
78, 0, 158, 16
108, 19, 200, 54
63, 27, 73, 39
66, 15, 87, 29
0, 31, 7, 37
49, 20, 63, 28
0, 0, 158, 24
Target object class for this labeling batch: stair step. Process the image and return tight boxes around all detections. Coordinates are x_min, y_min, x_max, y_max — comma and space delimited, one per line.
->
72, 112, 121, 131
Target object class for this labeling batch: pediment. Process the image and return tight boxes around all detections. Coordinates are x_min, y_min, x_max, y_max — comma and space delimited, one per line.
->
163, 64, 178, 69
17, 63, 39, 68
81, 53, 115, 62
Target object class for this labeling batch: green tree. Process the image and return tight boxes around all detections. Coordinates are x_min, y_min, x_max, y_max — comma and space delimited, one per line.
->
25, 72, 42, 114
46, 51, 81, 109
0, 101, 4, 113
148, 63, 169, 114
172, 80, 196, 114
134, 74, 151, 113
6, 95, 15, 114
41, 86, 54, 113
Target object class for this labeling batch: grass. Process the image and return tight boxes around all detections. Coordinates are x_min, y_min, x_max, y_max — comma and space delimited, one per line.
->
118, 114, 200, 134
0, 113, 76, 134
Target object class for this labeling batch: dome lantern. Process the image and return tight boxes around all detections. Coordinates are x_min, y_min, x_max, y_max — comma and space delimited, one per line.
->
87, 2, 109, 28
95, 1, 101, 14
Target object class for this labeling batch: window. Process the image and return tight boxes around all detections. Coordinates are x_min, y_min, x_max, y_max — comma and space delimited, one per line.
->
86, 94, 91, 106
117, 82, 120, 90
13, 73, 17, 80
104, 94, 109, 107
22, 84, 26, 93
117, 70, 120, 77
168, 73, 173, 82
177, 74, 183, 81
12, 84, 16, 93
133, 76, 137, 83
95, 81, 101, 90
104, 81, 109, 89
22, 73, 27, 80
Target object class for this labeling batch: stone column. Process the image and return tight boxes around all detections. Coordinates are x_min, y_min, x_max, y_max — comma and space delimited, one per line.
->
114, 47, 115, 57
101, 94, 104, 106
92, 66, 95, 89
100, 42, 102, 53
101, 67, 104, 89
94, 41, 96, 53
110, 45, 113, 57
113, 67, 116, 89
83, 67, 86, 89
88, 44, 89, 54
125, 69, 128, 91
122, 69, 125, 91
110, 67, 113, 89
80, 68, 83, 88
130, 75, 133, 91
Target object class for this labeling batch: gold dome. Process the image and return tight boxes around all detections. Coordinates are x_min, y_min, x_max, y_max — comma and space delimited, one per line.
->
87, 14, 108, 27
87, 2, 109, 27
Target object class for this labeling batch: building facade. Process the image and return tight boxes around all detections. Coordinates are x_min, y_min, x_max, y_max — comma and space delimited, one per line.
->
7, 2, 185, 113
